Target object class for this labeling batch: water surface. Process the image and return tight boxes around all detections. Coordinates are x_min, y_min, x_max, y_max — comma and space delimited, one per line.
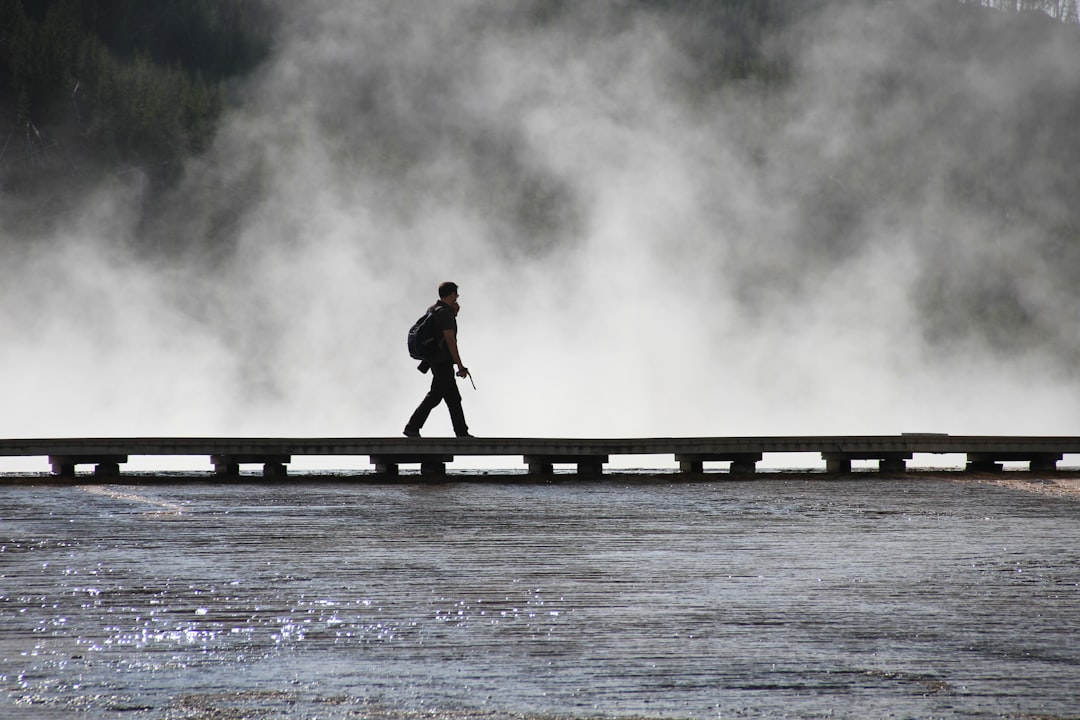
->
2, 477, 1079, 719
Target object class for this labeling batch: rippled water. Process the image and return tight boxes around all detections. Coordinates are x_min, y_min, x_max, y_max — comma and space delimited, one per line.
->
2, 476, 1080, 719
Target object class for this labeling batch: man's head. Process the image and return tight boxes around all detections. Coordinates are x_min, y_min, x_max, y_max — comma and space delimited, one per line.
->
438, 281, 459, 302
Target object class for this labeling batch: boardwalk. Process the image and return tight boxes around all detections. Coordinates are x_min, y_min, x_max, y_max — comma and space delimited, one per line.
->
2, 434, 1079, 477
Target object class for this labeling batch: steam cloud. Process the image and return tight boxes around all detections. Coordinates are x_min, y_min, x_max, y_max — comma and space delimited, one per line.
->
3, 1, 1080, 467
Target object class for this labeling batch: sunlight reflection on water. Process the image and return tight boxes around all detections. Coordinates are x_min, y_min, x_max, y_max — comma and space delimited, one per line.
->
2, 477, 1080, 719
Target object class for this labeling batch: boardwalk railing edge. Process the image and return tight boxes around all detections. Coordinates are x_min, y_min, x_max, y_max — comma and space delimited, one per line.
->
2, 435, 1080, 478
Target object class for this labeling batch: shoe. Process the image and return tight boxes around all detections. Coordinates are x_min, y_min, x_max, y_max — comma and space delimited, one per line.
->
403, 428, 421, 438
456, 432, 474, 438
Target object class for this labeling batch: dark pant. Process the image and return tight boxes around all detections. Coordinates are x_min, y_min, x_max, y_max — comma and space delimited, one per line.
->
405, 362, 468, 435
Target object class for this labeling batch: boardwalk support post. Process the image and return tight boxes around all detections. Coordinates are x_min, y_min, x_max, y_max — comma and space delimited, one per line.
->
1030, 454, 1061, 473
420, 461, 447, 477
211, 455, 290, 478
49, 457, 76, 477
675, 453, 762, 474
370, 455, 454, 477
523, 455, 608, 475
372, 458, 399, 476
94, 460, 123, 477
879, 456, 908, 473
577, 456, 607, 475
966, 457, 1003, 473
966, 452, 1061, 473
822, 452, 912, 474
212, 456, 240, 477
823, 454, 852, 473
524, 457, 554, 474
48, 455, 127, 478
264, 462, 289, 479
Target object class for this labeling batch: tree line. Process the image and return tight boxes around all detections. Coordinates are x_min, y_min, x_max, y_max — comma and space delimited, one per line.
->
2, 0, 1077, 238
0, 0, 273, 185
3, 0, 1074, 193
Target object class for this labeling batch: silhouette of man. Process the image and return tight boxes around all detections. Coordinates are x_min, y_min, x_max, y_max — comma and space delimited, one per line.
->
403, 282, 472, 438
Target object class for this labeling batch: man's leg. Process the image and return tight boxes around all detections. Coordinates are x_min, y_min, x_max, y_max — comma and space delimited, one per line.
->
404, 369, 447, 435
447, 392, 468, 436
432, 365, 469, 436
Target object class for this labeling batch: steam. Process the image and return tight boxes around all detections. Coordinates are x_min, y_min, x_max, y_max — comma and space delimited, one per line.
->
3, 0, 1080, 468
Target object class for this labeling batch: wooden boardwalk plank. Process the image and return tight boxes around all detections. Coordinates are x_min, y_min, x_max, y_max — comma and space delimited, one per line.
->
1, 435, 1079, 477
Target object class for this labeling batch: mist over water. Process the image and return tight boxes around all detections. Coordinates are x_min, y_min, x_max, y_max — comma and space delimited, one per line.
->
4, 1, 1080, 449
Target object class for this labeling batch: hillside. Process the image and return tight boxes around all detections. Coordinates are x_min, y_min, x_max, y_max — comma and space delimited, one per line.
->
2, 1, 1076, 243
0, 0, 274, 231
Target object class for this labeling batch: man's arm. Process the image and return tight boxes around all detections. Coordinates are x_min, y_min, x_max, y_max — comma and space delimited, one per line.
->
443, 329, 469, 377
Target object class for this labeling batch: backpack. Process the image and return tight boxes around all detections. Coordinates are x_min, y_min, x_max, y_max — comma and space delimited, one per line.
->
407, 305, 445, 361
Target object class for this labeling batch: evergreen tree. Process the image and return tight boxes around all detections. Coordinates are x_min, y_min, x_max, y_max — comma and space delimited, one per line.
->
1, 0, 271, 179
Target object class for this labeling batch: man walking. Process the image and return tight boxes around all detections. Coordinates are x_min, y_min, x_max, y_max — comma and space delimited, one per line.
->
404, 281, 472, 438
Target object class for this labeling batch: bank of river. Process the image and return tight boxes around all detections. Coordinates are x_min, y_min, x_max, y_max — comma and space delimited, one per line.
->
2, 476, 1079, 719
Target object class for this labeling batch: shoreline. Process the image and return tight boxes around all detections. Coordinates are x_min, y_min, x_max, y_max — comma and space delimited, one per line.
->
2, 468, 1080, 498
